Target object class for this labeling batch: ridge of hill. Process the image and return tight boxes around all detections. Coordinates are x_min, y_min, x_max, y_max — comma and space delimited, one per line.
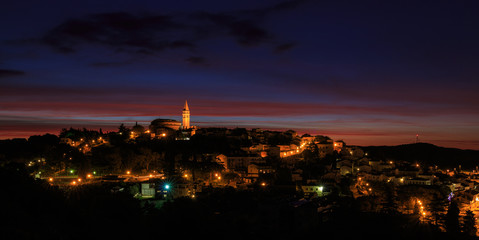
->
361, 143, 479, 170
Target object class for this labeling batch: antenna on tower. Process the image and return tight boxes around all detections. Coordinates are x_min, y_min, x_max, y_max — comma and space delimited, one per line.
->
415, 134, 419, 144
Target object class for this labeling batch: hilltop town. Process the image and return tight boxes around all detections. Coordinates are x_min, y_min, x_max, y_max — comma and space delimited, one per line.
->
1, 101, 479, 239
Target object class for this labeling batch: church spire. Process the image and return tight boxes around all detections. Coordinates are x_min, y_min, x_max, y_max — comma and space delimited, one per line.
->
182, 100, 190, 130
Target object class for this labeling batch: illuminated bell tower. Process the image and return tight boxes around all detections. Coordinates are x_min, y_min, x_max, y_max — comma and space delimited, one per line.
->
182, 100, 190, 130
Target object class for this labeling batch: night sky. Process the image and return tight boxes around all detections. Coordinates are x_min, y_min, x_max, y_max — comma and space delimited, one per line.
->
1, 0, 479, 149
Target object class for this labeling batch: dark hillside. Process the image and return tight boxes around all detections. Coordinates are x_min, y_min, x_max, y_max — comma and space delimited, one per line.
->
362, 143, 479, 170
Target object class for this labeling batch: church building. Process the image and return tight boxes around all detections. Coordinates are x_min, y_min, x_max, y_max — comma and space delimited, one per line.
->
149, 100, 196, 140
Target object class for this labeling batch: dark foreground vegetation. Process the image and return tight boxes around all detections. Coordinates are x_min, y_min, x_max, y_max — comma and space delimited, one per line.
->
2, 163, 476, 240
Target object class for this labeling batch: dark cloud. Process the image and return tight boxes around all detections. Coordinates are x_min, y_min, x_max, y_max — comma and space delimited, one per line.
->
274, 42, 296, 53
185, 56, 206, 65
0, 69, 25, 78
43, 12, 193, 54
247, 0, 309, 16
42, 1, 304, 57
193, 12, 272, 46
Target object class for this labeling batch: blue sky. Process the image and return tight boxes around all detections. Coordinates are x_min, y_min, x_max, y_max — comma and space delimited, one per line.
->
1, 0, 479, 149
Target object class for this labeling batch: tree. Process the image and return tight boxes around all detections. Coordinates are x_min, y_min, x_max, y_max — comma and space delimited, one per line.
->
136, 148, 162, 172
302, 143, 319, 163
462, 210, 477, 237
444, 200, 460, 234
412, 201, 420, 222
381, 185, 399, 215
429, 192, 448, 226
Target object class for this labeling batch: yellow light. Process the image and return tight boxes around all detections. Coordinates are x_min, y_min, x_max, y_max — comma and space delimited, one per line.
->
72, 181, 77, 185
149, 174, 153, 177
261, 182, 266, 187
161, 133, 166, 137
184, 174, 188, 178
87, 174, 92, 178
49, 178, 53, 182
218, 176, 221, 180
78, 178, 82, 182
126, 171, 131, 175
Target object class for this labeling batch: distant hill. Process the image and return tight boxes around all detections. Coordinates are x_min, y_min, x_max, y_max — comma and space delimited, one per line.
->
361, 143, 479, 170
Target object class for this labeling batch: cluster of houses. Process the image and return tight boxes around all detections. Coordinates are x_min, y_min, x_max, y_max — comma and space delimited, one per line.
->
57, 126, 479, 211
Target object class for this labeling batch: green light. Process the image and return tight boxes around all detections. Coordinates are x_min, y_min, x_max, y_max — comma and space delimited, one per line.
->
70, 170, 74, 173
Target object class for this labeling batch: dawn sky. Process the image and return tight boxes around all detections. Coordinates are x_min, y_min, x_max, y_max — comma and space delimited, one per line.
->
1, 0, 479, 149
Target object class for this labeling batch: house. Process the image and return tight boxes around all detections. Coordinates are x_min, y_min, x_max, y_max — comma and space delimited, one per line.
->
340, 165, 352, 175
221, 154, 264, 172
357, 165, 372, 173
464, 190, 479, 210
404, 177, 432, 186
395, 166, 420, 177
316, 142, 334, 158
141, 183, 156, 198
248, 163, 275, 178
299, 184, 331, 198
